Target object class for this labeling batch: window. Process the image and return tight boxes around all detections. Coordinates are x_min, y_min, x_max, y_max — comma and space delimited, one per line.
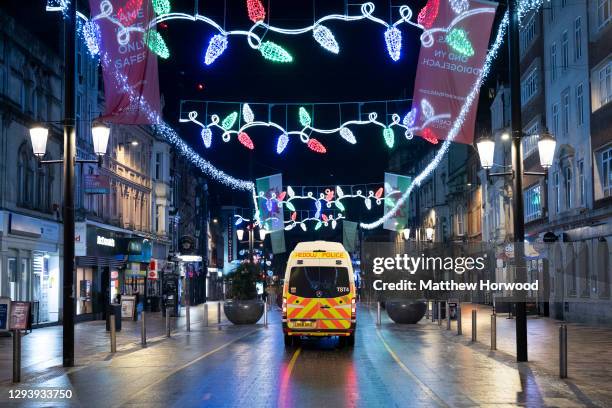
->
565, 166, 573, 209
561, 31, 569, 71
288, 266, 350, 298
550, 43, 557, 82
574, 17, 582, 60
550, 1, 556, 22
576, 83, 584, 125
602, 148, 612, 197
552, 103, 559, 135
598, 0, 611, 28
523, 123, 539, 157
578, 160, 585, 206
562, 90, 570, 136
521, 69, 538, 105
155, 152, 162, 180
521, 16, 536, 52
554, 171, 560, 213
456, 207, 466, 236
598, 62, 612, 107
524, 184, 542, 222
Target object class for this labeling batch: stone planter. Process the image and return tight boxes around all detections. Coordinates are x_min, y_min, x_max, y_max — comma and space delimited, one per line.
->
386, 300, 427, 324
224, 299, 265, 325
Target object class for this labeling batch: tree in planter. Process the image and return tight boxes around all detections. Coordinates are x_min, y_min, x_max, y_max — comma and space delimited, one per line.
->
225, 262, 261, 300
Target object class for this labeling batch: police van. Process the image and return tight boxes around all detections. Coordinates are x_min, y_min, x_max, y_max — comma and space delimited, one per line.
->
282, 241, 356, 347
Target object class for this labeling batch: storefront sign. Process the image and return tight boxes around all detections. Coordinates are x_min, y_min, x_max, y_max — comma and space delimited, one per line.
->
86, 226, 121, 257
75, 222, 87, 256
9, 213, 59, 241
9, 301, 30, 330
148, 270, 158, 279
0, 297, 10, 332
84, 174, 110, 194
97, 236, 115, 247
127, 262, 146, 277
227, 215, 234, 262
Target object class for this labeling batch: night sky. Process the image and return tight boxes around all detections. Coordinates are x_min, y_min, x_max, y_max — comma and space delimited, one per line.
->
8, 1, 508, 211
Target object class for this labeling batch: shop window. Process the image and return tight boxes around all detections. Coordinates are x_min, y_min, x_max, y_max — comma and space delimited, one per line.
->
8, 258, 17, 301
578, 243, 590, 297
524, 184, 542, 222
76, 267, 93, 315
597, 240, 610, 298
565, 244, 577, 296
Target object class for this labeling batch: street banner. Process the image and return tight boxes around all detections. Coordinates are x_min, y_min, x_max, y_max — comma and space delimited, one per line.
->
9, 301, 30, 330
84, 174, 111, 194
383, 173, 412, 232
411, 0, 498, 144
270, 230, 286, 254
89, 0, 161, 124
256, 174, 284, 231
343, 221, 359, 253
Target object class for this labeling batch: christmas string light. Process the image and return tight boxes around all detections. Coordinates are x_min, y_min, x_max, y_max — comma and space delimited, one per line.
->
238, 132, 255, 150
201, 128, 212, 148
183, 102, 450, 154
204, 34, 228, 65
421, 128, 439, 144
258, 41, 293, 63
152, 0, 171, 15
450, 0, 470, 14
446, 28, 474, 57
246, 0, 266, 23
82, 20, 101, 56
420, 7, 496, 48
313, 25, 340, 54
384, 27, 402, 61
417, 0, 440, 29
146, 30, 170, 59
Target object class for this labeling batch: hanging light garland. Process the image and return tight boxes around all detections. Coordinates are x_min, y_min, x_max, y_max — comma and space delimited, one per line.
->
183, 101, 449, 153
146, 30, 170, 59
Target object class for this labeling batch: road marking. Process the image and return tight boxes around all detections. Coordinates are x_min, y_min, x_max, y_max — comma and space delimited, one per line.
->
115, 328, 258, 408
287, 347, 302, 374
376, 327, 449, 408
278, 347, 302, 408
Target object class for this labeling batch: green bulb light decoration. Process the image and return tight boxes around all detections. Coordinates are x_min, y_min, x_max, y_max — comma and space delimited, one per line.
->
298, 107, 311, 127
221, 112, 238, 130
152, 0, 171, 15
259, 41, 293, 63
446, 28, 474, 57
146, 31, 170, 59
383, 127, 395, 149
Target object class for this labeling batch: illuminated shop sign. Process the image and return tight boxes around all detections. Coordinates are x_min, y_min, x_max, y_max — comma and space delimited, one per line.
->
96, 236, 116, 247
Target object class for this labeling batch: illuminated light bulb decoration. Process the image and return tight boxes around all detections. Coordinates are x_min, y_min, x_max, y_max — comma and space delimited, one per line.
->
450, 0, 470, 14
307, 139, 327, 154
204, 34, 228, 65
117, 0, 143, 27
242, 103, 255, 123
146, 30, 170, 59
384, 27, 402, 61
421, 128, 439, 144
238, 132, 255, 150
339, 127, 356, 144
417, 0, 440, 29
152, 0, 171, 15
402, 108, 417, 127
258, 41, 293, 63
313, 25, 339, 54
298, 107, 311, 127
446, 28, 474, 57
201, 128, 213, 148
221, 112, 238, 130
421, 99, 434, 119
82, 20, 101, 56
383, 128, 395, 148
276, 133, 289, 154
246, 0, 266, 23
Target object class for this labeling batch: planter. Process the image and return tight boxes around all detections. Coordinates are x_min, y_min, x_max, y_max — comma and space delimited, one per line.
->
224, 299, 265, 325
386, 300, 427, 324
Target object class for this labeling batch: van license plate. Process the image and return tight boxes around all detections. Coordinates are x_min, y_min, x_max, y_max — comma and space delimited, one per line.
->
293, 321, 315, 328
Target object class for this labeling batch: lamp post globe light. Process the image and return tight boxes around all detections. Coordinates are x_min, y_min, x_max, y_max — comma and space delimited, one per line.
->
476, 131, 556, 173
29, 125, 49, 158
402, 228, 410, 240
537, 131, 556, 169
92, 122, 111, 157
476, 135, 495, 170
236, 228, 245, 241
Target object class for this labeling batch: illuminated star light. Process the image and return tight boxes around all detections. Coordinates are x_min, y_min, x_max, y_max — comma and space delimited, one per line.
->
384, 27, 402, 61
205, 34, 228, 65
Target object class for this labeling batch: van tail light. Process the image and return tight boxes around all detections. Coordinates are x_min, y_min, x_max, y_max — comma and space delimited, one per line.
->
351, 298, 356, 319
282, 297, 287, 318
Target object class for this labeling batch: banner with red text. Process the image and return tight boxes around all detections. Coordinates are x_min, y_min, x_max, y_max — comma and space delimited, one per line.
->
412, 0, 498, 144
89, 0, 161, 124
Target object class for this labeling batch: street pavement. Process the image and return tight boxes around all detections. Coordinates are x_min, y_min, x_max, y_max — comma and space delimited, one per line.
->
0, 303, 607, 407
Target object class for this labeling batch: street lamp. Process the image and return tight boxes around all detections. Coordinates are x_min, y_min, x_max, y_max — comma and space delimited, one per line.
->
259, 228, 267, 241
476, 135, 495, 170
29, 125, 49, 158
537, 131, 556, 169
425, 227, 434, 241
236, 228, 245, 241
402, 228, 410, 240
92, 122, 111, 157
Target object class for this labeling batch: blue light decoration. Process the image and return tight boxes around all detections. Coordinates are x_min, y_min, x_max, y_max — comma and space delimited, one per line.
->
312, 25, 339, 54
82, 20, 101, 57
201, 128, 212, 148
315, 200, 322, 218
205, 34, 228, 66
384, 27, 402, 61
402, 108, 417, 127
276, 133, 289, 154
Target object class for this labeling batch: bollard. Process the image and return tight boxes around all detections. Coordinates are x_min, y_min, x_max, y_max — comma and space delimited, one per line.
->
186, 304, 191, 332
446, 302, 451, 330
141, 311, 147, 346
217, 301, 222, 324
471, 309, 477, 342
264, 302, 268, 327
12, 330, 21, 383
560, 324, 568, 378
426, 300, 430, 320
110, 315, 117, 353
204, 303, 209, 327
437, 302, 442, 326
457, 303, 462, 335
166, 309, 171, 338
491, 313, 496, 350
376, 301, 381, 326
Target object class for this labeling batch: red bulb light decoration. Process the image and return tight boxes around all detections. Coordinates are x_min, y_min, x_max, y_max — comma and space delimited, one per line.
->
117, 0, 143, 26
421, 128, 439, 144
277, 191, 287, 201
417, 0, 440, 29
238, 132, 255, 150
374, 187, 384, 199
246, 0, 266, 23
307, 138, 327, 154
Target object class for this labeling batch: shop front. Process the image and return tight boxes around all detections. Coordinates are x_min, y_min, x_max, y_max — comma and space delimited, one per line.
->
0, 212, 62, 325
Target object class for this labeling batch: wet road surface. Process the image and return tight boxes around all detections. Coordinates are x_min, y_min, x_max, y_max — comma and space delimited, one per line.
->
0, 305, 602, 407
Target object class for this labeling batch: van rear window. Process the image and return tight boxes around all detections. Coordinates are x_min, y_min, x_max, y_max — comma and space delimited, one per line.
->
289, 267, 350, 298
